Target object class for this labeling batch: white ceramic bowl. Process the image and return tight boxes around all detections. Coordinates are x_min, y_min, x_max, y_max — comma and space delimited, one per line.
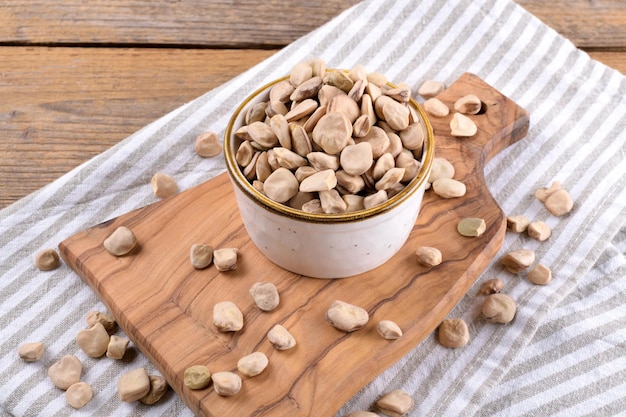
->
224, 72, 434, 278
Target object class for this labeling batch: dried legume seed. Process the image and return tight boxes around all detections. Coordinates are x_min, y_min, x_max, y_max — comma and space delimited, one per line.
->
103, 226, 137, 256
86, 311, 116, 331
450, 112, 477, 137
18, 342, 44, 362
454, 94, 482, 114
184, 365, 211, 390
534, 181, 562, 202
249, 282, 280, 312
500, 249, 535, 274
506, 215, 530, 233
66, 382, 93, 409
438, 318, 469, 348
346, 412, 380, 417
213, 248, 239, 271
76, 322, 110, 358
326, 300, 369, 332
545, 189, 574, 216
432, 178, 466, 198
415, 246, 442, 267
267, 324, 296, 350
418, 80, 446, 98
527, 221, 551, 241
237, 352, 269, 377
457, 218, 486, 237
151, 172, 178, 199
376, 389, 414, 417
194, 131, 222, 157
482, 293, 516, 323
139, 375, 168, 405
190, 244, 213, 269
300, 169, 338, 193
480, 278, 504, 295
423, 97, 450, 117
527, 264, 552, 285
340, 142, 373, 176
213, 301, 243, 332
48, 355, 82, 390
377, 320, 403, 340
35, 248, 61, 271
363, 190, 388, 209
212, 372, 242, 396
428, 157, 455, 183
106, 335, 130, 360
320, 188, 348, 213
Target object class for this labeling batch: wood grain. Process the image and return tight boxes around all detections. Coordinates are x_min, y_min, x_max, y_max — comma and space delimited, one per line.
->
59, 74, 529, 417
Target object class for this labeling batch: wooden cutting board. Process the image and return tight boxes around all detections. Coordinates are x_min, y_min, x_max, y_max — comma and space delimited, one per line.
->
59, 73, 529, 417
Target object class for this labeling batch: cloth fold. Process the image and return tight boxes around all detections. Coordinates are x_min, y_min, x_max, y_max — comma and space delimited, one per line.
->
2, 0, 625, 416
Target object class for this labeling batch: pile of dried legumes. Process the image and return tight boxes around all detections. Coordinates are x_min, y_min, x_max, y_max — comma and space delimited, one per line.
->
232, 59, 427, 214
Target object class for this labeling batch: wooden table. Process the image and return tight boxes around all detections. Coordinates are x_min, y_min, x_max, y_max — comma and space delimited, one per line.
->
1, 0, 624, 209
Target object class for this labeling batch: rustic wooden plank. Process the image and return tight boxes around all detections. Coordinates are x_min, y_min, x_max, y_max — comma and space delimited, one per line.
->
516, 0, 626, 48
0, 47, 274, 208
0, 0, 360, 47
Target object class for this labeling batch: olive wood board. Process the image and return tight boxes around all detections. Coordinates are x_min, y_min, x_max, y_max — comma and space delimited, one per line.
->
59, 73, 529, 417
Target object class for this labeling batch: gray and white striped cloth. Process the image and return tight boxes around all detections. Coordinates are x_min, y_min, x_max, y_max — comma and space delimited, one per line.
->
2, 0, 625, 415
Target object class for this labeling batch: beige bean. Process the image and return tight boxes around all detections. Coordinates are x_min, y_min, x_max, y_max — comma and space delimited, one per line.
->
480, 278, 504, 295
290, 76, 322, 102
139, 375, 169, 405
106, 335, 130, 360
213, 248, 239, 272
34, 248, 61, 271
457, 217, 486, 237
347, 412, 380, 417
506, 215, 530, 233
386, 131, 403, 157
343, 194, 365, 212
303, 105, 328, 133
528, 221, 551, 241
352, 114, 371, 138
500, 249, 535, 274
528, 264, 552, 285
376, 389, 414, 417
438, 318, 469, 348
336, 170, 366, 195
324, 70, 354, 92
267, 324, 296, 350
194, 131, 223, 157
302, 199, 323, 213
18, 342, 45, 362
482, 293, 516, 323
381, 98, 410, 131
212, 372, 242, 396
327, 94, 361, 124
86, 311, 116, 331
450, 112, 477, 137
534, 181, 562, 202
244, 102, 267, 124
151, 173, 178, 199
76, 322, 110, 358
190, 244, 213, 269
340, 142, 373, 176
312, 111, 353, 155
287, 191, 315, 210
366, 71, 387, 87
272, 147, 307, 170
348, 78, 367, 102
415, 246, 442, 267
423, 97, 450, 117
237, 352, 269, 377
247, 121, 279, 148
184, 365, 211, 390
432, 178, 466, 198
270, 80, 295, 102
418, 80, 445, 98
48, 355, 82, 390
236, 140, 254, 166
428, 157, 455, 183
545, 189, 574, 216
66, 382, 93, 409
294, 166, 317, 182
103, 226, 137, 256
289, 62, 313, 87
249, 282, 280, 312
308, 58, 326, 78
384, 82, 411, 102
300, 169, 337, 193
318, 84, 346, 106
375, 167, 405, 191
269, 114, 292, 149
290, 123, 313, 157
284, 98, 318, 121
377, 320, 403, 340
319, 189, 348, 214
235, 125, 252, 141
307, 151, 339, 171
357, 126, 390, 159
399, 123, 425, 154
372, 152, 395, 180
454, 94, 482, 114
326, 300, 369, 332
363, 190, 388, 209
213, 301, 243, 332
255, 151, 272, 182
264, 168, 300, 203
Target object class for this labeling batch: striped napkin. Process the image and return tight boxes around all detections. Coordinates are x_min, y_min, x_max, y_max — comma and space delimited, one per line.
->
2, 0, 625, 415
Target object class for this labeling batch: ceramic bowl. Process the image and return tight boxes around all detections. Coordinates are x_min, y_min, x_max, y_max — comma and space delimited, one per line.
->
224, 72, 434, 278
